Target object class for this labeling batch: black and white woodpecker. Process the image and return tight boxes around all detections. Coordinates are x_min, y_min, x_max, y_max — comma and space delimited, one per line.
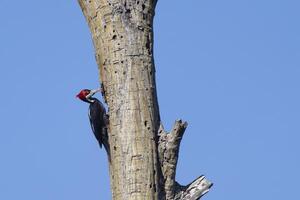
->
76, 88, 109, 154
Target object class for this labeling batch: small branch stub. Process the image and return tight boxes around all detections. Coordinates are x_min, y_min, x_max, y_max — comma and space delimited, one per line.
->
158, 120, 212, 200
175, 175, 213, 200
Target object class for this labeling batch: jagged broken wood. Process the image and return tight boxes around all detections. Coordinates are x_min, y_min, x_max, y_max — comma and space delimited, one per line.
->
174, 175, 213, 200
158, 120, 212, 200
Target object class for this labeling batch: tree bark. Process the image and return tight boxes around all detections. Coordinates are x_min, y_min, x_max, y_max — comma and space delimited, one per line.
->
78, 1, 212, 199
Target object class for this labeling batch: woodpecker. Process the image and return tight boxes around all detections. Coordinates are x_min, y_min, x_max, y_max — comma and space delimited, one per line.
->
76, 88, 109, 154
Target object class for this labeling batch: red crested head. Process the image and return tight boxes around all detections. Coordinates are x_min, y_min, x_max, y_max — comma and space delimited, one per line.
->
76, 89, 91, 102
76, 88, 101, 103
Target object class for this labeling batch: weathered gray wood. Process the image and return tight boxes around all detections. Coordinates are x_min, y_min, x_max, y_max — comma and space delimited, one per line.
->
78, 1, 212, 199
78, 1, 161, 199
158, 121, 212, 200
158, 120, 187, 199
175, 176, 213, 200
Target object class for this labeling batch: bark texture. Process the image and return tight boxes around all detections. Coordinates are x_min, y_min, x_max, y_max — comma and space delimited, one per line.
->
78, 1, 212, 199
158, 121, 213, 200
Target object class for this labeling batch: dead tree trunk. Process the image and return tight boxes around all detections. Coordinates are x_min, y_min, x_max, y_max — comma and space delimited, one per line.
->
78, 1, 212, 199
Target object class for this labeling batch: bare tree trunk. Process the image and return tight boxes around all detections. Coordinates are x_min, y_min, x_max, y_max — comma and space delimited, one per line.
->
78, 1, 212, 200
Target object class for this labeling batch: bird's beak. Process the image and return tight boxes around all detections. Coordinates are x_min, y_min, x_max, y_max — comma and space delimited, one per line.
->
90, 88, 100, 96
95, 88, 102, 93
86, 88, 100, 99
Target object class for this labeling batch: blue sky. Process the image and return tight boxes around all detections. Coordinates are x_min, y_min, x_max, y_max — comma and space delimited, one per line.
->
0, 0, 299, 199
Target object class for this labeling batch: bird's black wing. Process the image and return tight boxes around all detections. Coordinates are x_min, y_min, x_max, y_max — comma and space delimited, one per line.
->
88, 99, 109, 152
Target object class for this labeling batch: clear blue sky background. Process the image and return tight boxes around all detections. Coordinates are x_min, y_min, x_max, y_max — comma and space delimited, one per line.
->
1, 0, 299, 199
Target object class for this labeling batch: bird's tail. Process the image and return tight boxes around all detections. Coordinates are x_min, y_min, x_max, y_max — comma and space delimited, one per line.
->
102, 141, 111, 163
99, 121, 111, 162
